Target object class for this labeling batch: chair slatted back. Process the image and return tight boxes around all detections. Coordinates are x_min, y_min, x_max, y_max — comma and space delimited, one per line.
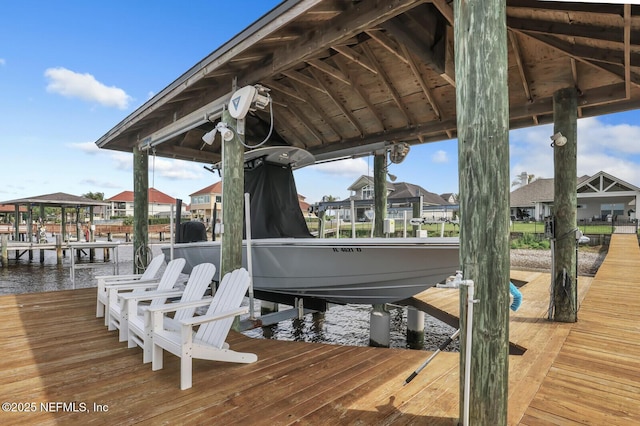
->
195, 268, 250, 348
173, 263, 216, 322
139, 253, 166, 281
148, 258, 186, 307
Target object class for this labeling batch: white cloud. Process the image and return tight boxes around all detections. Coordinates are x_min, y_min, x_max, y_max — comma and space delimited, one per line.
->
44, 67, 132, 109
509, 117, 640, 186
431, 150, 448, 163
0, 58, 6, 66
309, 158, 369, 178
67, 141, 101, 154
80, 178, 122, 189
152, 158, 204, 180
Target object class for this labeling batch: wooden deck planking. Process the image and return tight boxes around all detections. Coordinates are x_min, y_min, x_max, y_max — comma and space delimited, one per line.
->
522, 234, 640, 425
1, 234, 639, 424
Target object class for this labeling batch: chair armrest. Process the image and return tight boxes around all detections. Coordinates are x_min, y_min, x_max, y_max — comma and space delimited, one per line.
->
104, 281, 161, 291
119, 289, 184, 303
96, 274, 142, 281
146, 297, 213, 314
180, 306, 249, 327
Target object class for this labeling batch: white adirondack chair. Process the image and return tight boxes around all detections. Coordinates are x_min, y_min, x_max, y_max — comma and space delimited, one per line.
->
122, 262, 216, 363
96, 253, 165, 322
107, 257, 186, 342
150, 267, 257, 390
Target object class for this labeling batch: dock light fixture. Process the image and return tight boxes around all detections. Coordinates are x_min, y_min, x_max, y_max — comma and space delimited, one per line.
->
550, 132, 567, 147
202, 122, 235, 145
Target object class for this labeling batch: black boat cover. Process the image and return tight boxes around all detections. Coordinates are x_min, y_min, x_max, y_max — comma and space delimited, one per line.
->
244, 160, 312, 239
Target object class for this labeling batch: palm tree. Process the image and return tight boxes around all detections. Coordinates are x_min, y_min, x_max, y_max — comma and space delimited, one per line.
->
511, 172, 535, 188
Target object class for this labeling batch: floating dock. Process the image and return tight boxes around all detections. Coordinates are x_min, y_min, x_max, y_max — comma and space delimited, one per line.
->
0, 234, 638, 424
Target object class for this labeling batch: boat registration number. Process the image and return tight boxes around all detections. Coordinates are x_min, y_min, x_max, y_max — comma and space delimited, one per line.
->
332, 247, 362, 252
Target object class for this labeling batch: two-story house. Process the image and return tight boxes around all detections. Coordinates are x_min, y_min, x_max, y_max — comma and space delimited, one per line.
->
106, 188, 188, 219
344, 175, 455, 221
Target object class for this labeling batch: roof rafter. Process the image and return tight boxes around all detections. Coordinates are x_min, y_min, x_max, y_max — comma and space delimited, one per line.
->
288, 79, 343, 141
305, 58, 351, 86
239, 0, 425, 86
364, 29, 409, 65
331, 45, 378, 75
332, 55, 386, 132
400, 44, 442, 121
514, 30, 640, 87
308, 67, 364, 137
361, 42, 413, 126
280, 69, 327, 94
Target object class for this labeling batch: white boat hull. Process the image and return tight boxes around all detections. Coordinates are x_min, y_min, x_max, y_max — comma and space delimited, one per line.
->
161, 238, 459, 304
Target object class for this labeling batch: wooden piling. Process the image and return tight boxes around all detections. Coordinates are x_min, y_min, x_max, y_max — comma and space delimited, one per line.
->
552, 87, 578, 322
1, 234, 7, 267
220, 109, 244, 278
56, 234, 62, 265
373, 153, 387, 238
454, 1, 510, 424
133, 145, 149, 274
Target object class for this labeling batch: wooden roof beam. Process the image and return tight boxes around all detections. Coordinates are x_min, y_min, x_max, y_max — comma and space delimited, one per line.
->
508, 0, 624, 15
380, 11, 445, 75
332, 55, 386, 132
308, 67, 364, 137
361, 43, 413, 126
508, 30, 533, 103
307, 118, 459, 158
331, 45, 378, 75
363, 29, 409, 65
506, 16, 640, 45
239, 0, 424, 86
304, 58, 351, 86
265, 79, 307, 103
514, 30, 640, 87
271, 106, 308, 148
288, 79, 344, 141
624, 4, 631, 99
282, 102, 324, 145
280, 69, 327, 94
432, 0, 453, 26
400, 44, 442, 120
570, 58, 583, 117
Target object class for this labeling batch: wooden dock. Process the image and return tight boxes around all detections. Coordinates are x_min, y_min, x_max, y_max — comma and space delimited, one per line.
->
1, 234, 638, 425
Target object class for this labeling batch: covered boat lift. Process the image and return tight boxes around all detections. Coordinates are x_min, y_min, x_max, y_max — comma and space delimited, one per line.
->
94, 1, 640, 424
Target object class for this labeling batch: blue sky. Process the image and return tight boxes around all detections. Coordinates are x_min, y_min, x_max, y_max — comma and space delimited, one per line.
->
2, 1, 640, 206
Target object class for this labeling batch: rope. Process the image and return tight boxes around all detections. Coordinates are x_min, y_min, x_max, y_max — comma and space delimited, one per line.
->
134, 244, 152, 271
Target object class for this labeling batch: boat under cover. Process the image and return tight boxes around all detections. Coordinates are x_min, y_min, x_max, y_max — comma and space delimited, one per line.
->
162, 237, 459, 304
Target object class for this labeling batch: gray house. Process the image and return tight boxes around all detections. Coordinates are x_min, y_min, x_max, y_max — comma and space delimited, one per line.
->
344, 175, 455, 221
510, 171, 639, 222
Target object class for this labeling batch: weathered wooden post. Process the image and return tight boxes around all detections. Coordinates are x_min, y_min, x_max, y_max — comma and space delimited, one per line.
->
89, 206, 95, 261
1, 234, 7, 268
412, 195, 423, 236
373, 152, 387, 238
371, 151, 391, 346
454, 1, 510, 424
552, 87, 578, 322
318, 210, 326, 238
56, 234, 62, 265
61, 207, 67, 243
13, 204, 19, 242
39, 204, 45, 263
219, 109, 244, 278
133, 145, 149, 274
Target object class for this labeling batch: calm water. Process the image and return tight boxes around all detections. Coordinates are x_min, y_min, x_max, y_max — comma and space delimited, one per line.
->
0, 240, 459, 352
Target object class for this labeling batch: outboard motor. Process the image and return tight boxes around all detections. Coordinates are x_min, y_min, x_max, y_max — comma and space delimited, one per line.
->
178, 221, 207, 243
